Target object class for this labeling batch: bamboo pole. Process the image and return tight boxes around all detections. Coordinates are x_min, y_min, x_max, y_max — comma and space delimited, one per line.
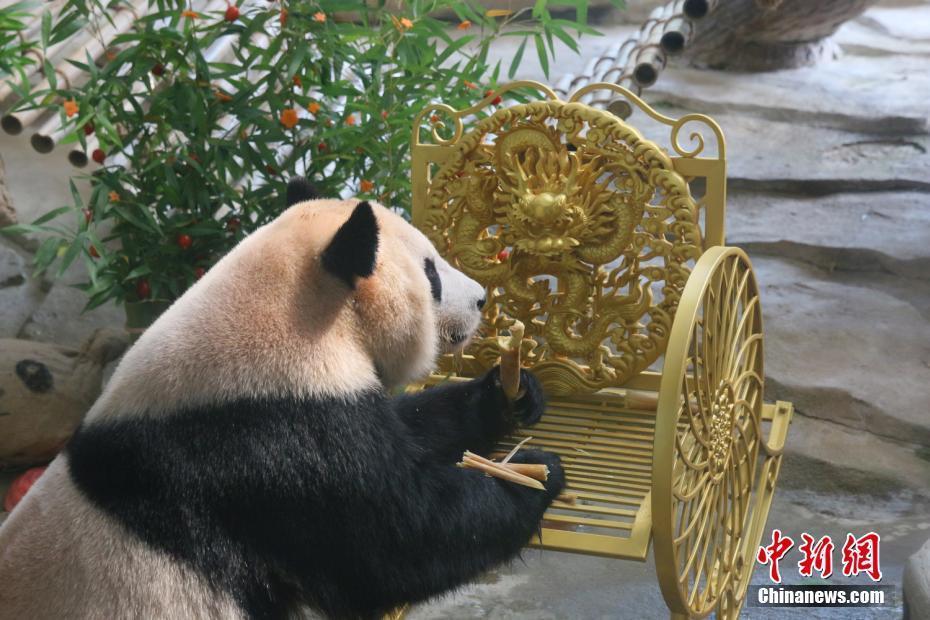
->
683, 0, 719, 19
552, 0, 720, 118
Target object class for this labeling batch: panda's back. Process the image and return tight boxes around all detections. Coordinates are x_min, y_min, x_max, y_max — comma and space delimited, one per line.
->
0, 458, 244, 619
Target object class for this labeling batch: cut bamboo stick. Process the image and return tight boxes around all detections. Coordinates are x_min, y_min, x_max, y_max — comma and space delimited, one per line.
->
499, 319, 525, 401
499, 463, 549, 481
460, 452, 545, 490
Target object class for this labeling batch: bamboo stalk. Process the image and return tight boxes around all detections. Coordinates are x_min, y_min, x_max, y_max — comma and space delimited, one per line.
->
499, 320, 524, 401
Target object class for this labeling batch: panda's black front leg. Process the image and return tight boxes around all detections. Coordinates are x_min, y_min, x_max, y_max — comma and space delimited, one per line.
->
325, 447, 567, 618
394, 367, 545, 463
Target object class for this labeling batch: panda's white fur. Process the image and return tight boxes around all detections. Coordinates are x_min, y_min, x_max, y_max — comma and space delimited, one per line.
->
93, 198, 483, 418
0, 195, 563, 619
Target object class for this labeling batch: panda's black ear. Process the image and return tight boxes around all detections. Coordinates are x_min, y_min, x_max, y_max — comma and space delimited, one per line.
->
286, 176, 319, 206
321, 201, 379, 289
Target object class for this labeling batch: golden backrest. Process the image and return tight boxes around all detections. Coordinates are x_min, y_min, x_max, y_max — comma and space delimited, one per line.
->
411, 82, 727, 394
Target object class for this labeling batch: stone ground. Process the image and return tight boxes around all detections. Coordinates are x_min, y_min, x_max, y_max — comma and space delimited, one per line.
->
1, 1, 929, 618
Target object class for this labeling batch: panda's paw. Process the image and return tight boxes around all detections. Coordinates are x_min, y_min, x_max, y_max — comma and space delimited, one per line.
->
510, 369, 546, 427
509, 449, 565, 500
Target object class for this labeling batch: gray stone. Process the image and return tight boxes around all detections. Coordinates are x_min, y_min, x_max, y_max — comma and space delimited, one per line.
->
640, 106, 930, 192
751, 255, 930, 446
905, 536, 930, 620
647, 52, 930, 136
0, 241, 45, 338
726, 190, 930, 275
644, 56, 930, 136
836, 18, 930, 57
857, 4, 930, 41
18, 283, 124, 349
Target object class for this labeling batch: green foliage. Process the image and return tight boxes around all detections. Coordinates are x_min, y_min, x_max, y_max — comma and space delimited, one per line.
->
2, 0, 616, 308
0, 1, 39, 79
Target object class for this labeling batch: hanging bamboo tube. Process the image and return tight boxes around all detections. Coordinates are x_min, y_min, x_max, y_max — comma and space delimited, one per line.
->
683, 0, 720, 19
659, 16, 693, 55
552, 0, 720, 118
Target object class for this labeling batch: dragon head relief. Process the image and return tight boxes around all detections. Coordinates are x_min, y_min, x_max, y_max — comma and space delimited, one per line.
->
494, 140, 645, 264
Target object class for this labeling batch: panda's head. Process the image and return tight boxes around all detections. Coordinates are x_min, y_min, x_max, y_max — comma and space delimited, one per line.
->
280, 180, 486, 388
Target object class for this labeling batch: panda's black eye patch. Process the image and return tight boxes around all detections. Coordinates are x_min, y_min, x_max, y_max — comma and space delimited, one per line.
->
424, 258, 442, 302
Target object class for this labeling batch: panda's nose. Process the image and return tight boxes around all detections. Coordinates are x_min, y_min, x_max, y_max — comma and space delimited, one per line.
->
476, 297, 486, 310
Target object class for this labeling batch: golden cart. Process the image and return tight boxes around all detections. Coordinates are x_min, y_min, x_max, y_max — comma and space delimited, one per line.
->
408, 81, 793, 619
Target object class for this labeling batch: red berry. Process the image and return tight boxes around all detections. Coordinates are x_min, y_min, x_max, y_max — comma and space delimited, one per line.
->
83, 208, 92, 225
194, 266, 206, 279
318, 141, 326, 151
136, 279, 151, 299
497, 249, 509, 261
3, 467, 47, 512
176, 233, 193, 250
226, 217, 240, 232
92, 148, 105, 164
492, 96, 502, 105
83, 122, 94, 135
484, 90, 502, 105
224, 4, 239, 21
89, 245, 99, 258
265, 164, 277, 175
151, 63, 165, 77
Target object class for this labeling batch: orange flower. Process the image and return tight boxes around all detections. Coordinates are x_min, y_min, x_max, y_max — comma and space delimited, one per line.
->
360, 179, 374, 193
108, 191, 119, 202
312, 11, 326, 22
214, 90, 233, 102
63, 99, 79, 118
429, 114, 440, 124
400, 17, 413, 29
307, 101, 321, 115
463, 80, 477, 89
346, 114, 356, 126
181, 9, 199, 18
457, 20, 471, 30
280, 108, 299, 129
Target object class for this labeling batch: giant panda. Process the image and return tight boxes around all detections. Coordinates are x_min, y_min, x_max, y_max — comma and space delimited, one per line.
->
0, 179, 565, 620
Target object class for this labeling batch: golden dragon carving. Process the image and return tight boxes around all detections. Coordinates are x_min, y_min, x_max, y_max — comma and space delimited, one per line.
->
422, 101, 702, 395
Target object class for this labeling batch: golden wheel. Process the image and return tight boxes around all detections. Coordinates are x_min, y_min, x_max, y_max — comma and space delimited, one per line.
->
653, 246, 766, 618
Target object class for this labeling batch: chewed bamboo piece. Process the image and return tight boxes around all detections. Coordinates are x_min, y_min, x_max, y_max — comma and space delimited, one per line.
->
459, 451, 544, 490
458, 440, 576, 504
499, 320, 525, 400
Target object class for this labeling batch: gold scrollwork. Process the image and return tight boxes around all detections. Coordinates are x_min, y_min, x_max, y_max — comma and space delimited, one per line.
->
422, 100, 703, 395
